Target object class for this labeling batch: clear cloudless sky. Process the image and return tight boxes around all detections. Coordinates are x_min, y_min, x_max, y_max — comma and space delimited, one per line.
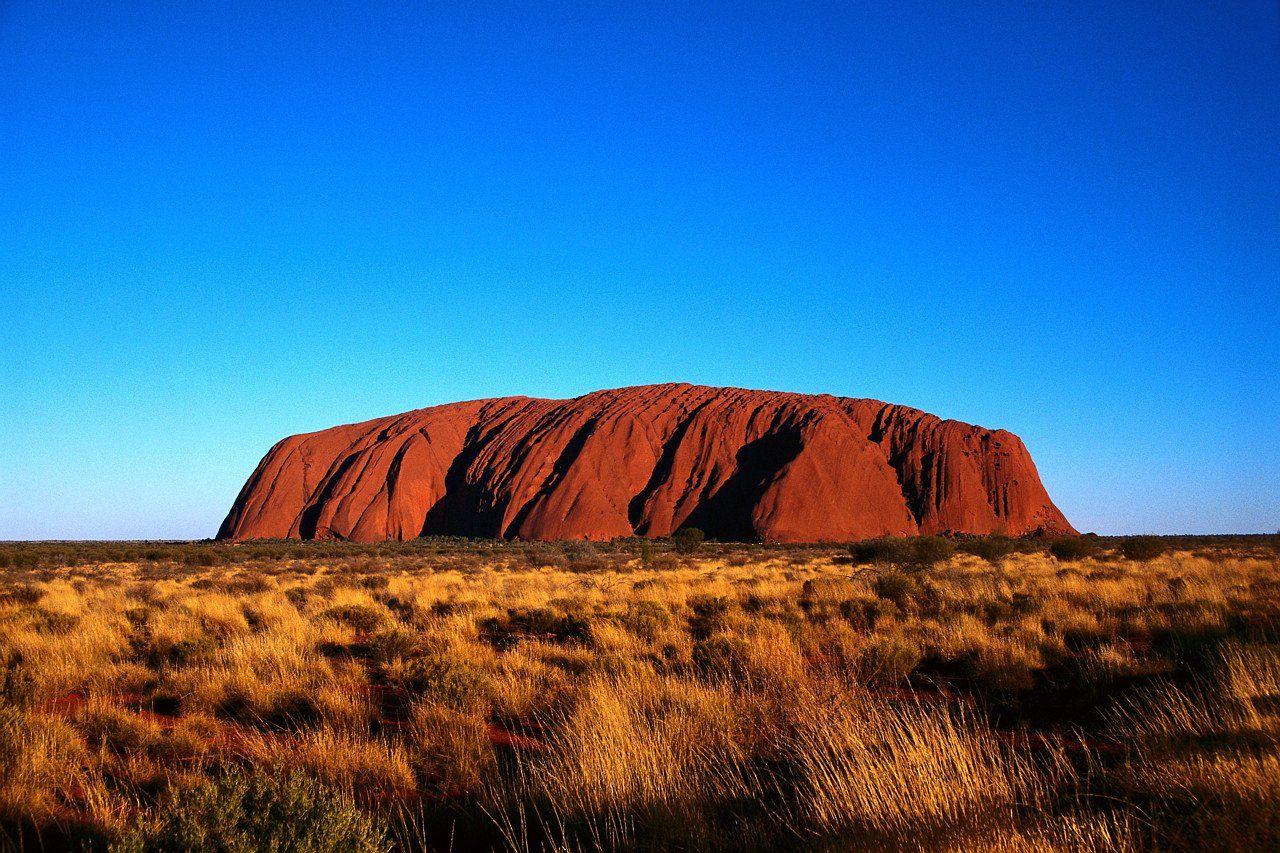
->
2, 1, 1277, 539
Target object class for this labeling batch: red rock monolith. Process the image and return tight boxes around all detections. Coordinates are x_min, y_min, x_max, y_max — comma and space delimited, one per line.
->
218, 384, 1074, 542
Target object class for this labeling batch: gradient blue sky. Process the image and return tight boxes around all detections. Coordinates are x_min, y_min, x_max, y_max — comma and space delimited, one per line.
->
2, 1, 1277, 539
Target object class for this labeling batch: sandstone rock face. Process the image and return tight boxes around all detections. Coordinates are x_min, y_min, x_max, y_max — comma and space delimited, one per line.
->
218, 384, 1075, 543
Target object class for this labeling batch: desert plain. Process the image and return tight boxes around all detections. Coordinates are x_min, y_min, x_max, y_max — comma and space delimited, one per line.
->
0, 535, 1277, 851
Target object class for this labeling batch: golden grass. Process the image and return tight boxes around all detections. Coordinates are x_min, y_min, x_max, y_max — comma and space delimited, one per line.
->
790, 697, 1048, 835
0, 539, 1275, 850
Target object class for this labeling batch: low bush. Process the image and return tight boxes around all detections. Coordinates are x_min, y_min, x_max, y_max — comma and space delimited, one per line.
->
1049, 537, 1096, 561
672, 528, 705, 554
909, 536, 956, 568
563, 541, 606, 572
397, 656, 493, 710
692, 635, 750, 678
959, 535, 1016, 565
523, 545, 568, 570
688, 595, 734, 639
872, 572, 917, 609
480, 607, 591, 649
850, 536, 955, 569
321, 604, 385, 633
620, 600, 671, 641
362, 628, 421, 662
1121, 536, 1167, 561
0, 584, 44, 606
859, 635, 924, 685
115, 771, 386, 852
848, 538, 908, 565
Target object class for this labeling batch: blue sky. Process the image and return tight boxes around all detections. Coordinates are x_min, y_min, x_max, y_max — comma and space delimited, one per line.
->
2, 1, 1277, 539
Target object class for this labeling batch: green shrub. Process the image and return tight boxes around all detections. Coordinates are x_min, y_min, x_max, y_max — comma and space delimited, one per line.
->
1048, 537, 1095, 561
959, 535, 1016, 565
620, 600, 670, 641
362, 628, 421, 663
909, 536, 955, 568
0, 584, 43, 605
258, 690, 324, 732
842, 597, 898, 628
872, 572, 917, 609
692, 635, 749, 678
114, 771, 386, 852
479, 607, 591, 649
1120, 536, 1166, 562
688, 595, 733, 639
858, 635, 923, 685
523, 546, 568, 569
321, 604, 384, 633
849, 536, 954, 569
649, 553, 681, 571
563, 540, 605, 572
672, 528, 705, 554
847, 538, 908, 565
181, 549, 220, 567
28, 608, 79, 635
398, 656, 493, 710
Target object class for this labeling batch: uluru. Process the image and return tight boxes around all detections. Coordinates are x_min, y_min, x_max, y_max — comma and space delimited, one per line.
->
218, 384, 1074, 543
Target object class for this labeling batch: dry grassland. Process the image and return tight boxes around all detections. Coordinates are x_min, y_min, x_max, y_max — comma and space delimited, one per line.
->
0, 537, 1277, 851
